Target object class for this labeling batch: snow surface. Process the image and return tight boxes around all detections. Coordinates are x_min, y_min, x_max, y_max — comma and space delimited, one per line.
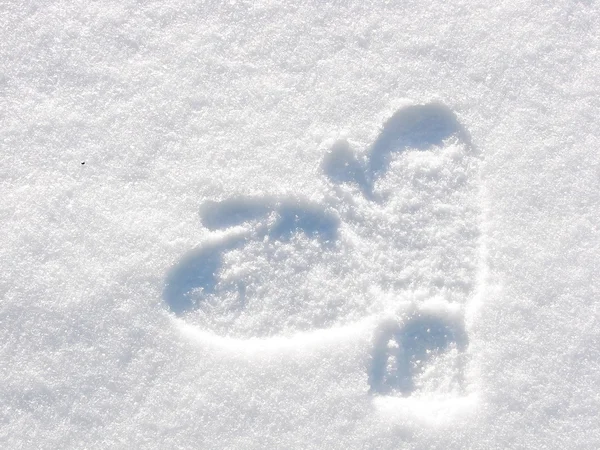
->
2, 0, 600, 448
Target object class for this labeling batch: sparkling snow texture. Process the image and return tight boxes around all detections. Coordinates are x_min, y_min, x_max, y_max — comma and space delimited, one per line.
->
2, 1, 600, 449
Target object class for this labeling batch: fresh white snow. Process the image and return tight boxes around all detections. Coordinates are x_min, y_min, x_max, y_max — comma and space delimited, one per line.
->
2, 1, 600, 448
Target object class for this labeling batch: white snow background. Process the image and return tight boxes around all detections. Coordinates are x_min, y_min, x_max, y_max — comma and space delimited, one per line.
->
2, 0, 600, 448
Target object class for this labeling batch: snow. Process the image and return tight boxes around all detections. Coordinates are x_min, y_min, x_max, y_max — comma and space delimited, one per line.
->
2, 0, 600, 448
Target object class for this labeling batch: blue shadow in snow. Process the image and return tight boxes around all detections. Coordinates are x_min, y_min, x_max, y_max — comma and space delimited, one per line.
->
163, 237, 247, 315
199, 198, 272, 231
323, 103, 471, 198
200, 196, 340, 244
164, 197, 340, 316
369, 313, 468, 396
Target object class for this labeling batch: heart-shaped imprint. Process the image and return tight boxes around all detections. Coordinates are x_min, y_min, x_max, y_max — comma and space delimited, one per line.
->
163, 102, 484, 397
